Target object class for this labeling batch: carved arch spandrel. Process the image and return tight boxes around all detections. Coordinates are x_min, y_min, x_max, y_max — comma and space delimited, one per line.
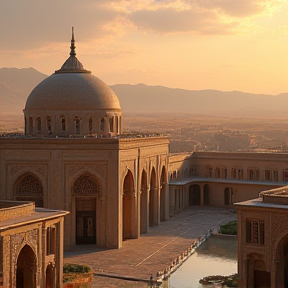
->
72, 172, 100, 196
7, 164, 47, 200
66, 165, 107, 205
11, 229, 39, 287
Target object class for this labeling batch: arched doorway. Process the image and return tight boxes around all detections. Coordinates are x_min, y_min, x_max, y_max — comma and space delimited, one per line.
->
160, 166, 167, 222
189, 184, 200, 205
16, 245, 36, 288
204, 184, 210, 205
224, 187, 233, 205
45, 263, 55, 288
149, 167, 157, 227
15, 173, 43, 207
73, 173, 98, 245
246, 253, 270, 288
140, 170, 148, 234
123, 170, 136, 240
275, 235, 288, 287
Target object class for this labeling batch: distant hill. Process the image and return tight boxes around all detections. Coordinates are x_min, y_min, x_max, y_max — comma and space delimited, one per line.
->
0, 67, 47, 115
1, 67, 288, 118
111, 83, 288, 117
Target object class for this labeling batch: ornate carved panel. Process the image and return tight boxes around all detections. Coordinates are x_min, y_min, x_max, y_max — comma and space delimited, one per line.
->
10, 228, 39, 287
73, 175, 99, 196
16, 175, 43, 196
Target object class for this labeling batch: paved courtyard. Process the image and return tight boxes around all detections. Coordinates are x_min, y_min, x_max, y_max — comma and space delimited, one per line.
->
64, 207, 237, 287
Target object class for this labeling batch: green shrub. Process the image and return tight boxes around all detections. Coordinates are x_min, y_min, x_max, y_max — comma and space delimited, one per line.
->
63, 263, 91, 274
219, 220, 237, 235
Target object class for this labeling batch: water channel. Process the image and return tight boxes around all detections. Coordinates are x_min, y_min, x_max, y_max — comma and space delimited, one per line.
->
165, 234, 237, 288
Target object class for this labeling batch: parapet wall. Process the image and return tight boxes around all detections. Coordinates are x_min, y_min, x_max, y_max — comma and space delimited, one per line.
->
0, 200, 34, 222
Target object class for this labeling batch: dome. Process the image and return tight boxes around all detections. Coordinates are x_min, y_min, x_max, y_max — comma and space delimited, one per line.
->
25, 27, 121, 112
23, 28, 122, 137
25, 73, 121, 111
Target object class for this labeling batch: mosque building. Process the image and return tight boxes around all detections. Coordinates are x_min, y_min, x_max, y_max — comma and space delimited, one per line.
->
0, 29, 169, 251
1, 30, 288, 288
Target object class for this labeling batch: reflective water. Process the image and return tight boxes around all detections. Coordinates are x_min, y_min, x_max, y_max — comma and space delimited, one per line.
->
166, 235, 237, 288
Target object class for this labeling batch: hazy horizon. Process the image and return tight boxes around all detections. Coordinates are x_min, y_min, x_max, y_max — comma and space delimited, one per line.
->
1, 0, 287, 95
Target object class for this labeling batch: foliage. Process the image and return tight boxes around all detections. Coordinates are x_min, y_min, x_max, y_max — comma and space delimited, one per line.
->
199, 274, 238, 287
219, 220, 237, 235
63, 263, 93, 283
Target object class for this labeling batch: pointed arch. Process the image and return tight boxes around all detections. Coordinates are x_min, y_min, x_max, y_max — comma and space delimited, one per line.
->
274, 234, 288, 287
28, 117, 33, 134
149, 167, 157, 227
160, 166, 167, 222
14, 173, 43, 207
16, 245, 37, 288
45, 263, 55, 288
140, 169, 148, 234
204, 184, 210, 205
46, 115, 52, 134
189, 184, 200, 205
73, 172, 99, 245
73, 172, 99, 196
123, 170, 136, 240
74, 116, 81, 134
36, 117, 41, 133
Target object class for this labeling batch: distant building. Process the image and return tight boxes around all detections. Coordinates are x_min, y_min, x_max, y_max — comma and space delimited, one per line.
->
0, 200, 68, 288
235, 187, 288, 287
168, 151, 288, 213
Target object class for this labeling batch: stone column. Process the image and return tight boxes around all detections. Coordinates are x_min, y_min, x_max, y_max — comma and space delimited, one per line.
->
169, 186, 175, 216
58, 217, 64, 288
200, 184, 204, 206
147, 187, 150, 231
157, 185, 161, 225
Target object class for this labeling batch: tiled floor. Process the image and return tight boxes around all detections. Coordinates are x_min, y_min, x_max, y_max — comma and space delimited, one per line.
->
64, 207, 237, 287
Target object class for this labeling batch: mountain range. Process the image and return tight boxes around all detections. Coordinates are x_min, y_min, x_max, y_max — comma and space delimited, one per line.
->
1, 67, 288, 117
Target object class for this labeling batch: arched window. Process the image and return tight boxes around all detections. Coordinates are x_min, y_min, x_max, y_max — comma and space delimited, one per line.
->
74, 116, 80, 134
248, 168, 260, 181
100, 118, 105, 132
46, 116, 52, 134
36, 117, 41, 133
231, 168, 236, 179
15, 174, 43, 207
29, 117, 33, 134
60, 115, 66, 131
205, 166, 213, 178
24, 117, 27, 134
89, 116, 93, 133
109, 117, 114, 132
238, 169, 243, 180
115, 116, 119, 134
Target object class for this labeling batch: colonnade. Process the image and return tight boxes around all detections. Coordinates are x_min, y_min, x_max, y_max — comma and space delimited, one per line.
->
122, 167, 169, 242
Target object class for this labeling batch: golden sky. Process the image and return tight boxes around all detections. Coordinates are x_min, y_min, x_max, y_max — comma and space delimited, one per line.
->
1, 0, 287, 94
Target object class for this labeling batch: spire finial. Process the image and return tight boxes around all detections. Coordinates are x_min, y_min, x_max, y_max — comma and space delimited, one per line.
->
70, 27, 76, 57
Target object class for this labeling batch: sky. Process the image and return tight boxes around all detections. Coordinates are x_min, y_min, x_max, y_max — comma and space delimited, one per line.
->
0, 0, 287, 95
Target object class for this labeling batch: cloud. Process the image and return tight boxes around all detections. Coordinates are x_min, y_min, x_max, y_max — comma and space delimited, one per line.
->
0, 0, 121, 50
193, 0, 267, 17
128, 7, 235, 34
